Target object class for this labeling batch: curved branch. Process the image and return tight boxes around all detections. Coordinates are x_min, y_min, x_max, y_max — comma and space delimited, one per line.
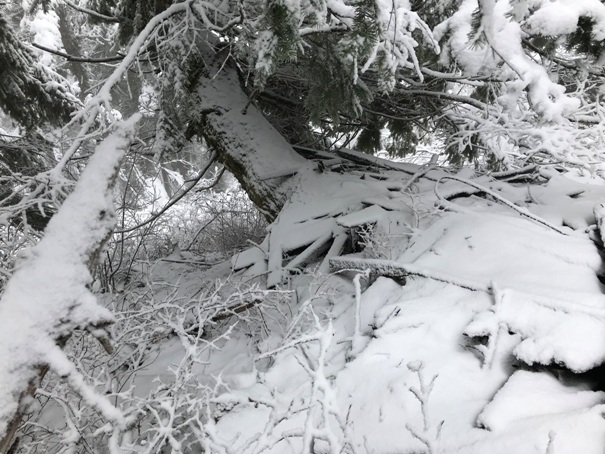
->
190, 0, 245, 32
114, 151, 219, 234
63, 0, 120, 23
58, 0, 192, 170
31, 42, 124, 63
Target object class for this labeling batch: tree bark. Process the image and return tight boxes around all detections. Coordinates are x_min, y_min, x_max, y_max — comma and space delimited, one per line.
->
56, 5, 90, 96
193, 38, 309, 220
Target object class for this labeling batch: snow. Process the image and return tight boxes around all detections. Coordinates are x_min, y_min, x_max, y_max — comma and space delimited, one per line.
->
434, 0, 605, 123
478, 370, 605, 431
8, 0, 605, 449
524, 0, 605, 40
336, 204, 388, 228
191, 164, 605, 453
18, 156, 605, 453
466, 288, 605, 372
25, 9, 63, 67
0, 117, 139, 437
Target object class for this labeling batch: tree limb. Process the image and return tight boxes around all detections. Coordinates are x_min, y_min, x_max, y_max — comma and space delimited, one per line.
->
63, 0, 120, 22
113, 152, 219, 234
0, 117, 139, 451
329, 257, 489, 292
31, 42, 124, 63
399, 89, 489, 111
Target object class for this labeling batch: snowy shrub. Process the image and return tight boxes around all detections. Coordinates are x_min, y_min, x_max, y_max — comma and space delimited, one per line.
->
184, 189, 267, 256
17, 275, 291, 453
97, 181, 267, 292
357, 224, 396, 260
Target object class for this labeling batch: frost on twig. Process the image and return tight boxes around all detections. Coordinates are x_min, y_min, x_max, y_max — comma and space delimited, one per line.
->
405, 361, 441, 454
245, 305, 357, 454
0, 117, 139, 451
474, 282, 509, 370
20, 274, 284, 452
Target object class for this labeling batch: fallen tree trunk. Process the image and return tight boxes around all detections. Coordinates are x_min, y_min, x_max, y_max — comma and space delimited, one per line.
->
329, 256, 490, 292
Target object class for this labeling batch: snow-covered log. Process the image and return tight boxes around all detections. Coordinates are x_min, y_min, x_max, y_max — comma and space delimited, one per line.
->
329, 256, 408, 283
329, 256, 489, 291
0, 117, 138, 453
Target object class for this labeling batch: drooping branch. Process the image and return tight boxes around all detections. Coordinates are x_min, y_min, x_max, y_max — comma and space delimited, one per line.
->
114, 151, 219, 234
397, 89, 489, 111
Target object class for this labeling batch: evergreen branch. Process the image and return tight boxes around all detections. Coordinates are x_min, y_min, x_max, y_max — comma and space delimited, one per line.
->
63, 0, 120, 22
364, 107, 434, 123
420, 67, 504, 84
477, 0, 525, 81
190, 0, 245, 32
521, 38, 604, 75
259, 90, 304, 108
31, 42, 123, 63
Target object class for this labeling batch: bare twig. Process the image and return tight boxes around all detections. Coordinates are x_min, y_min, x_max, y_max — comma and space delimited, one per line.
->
114, 152, 219, 234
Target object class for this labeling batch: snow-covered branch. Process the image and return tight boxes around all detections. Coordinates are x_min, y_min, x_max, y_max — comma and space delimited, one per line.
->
0, 116, 139, 452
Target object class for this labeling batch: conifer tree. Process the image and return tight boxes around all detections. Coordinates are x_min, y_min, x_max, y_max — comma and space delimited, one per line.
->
78, 0, 605, 185
0, 10, 78, 129
2, 1, 605, 451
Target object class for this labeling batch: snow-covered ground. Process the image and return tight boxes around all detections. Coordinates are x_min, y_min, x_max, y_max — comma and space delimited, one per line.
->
23, 161, 605, 453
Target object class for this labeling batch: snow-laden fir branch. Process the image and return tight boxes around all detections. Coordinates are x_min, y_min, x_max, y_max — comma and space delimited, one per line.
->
63, 0, 121, 22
